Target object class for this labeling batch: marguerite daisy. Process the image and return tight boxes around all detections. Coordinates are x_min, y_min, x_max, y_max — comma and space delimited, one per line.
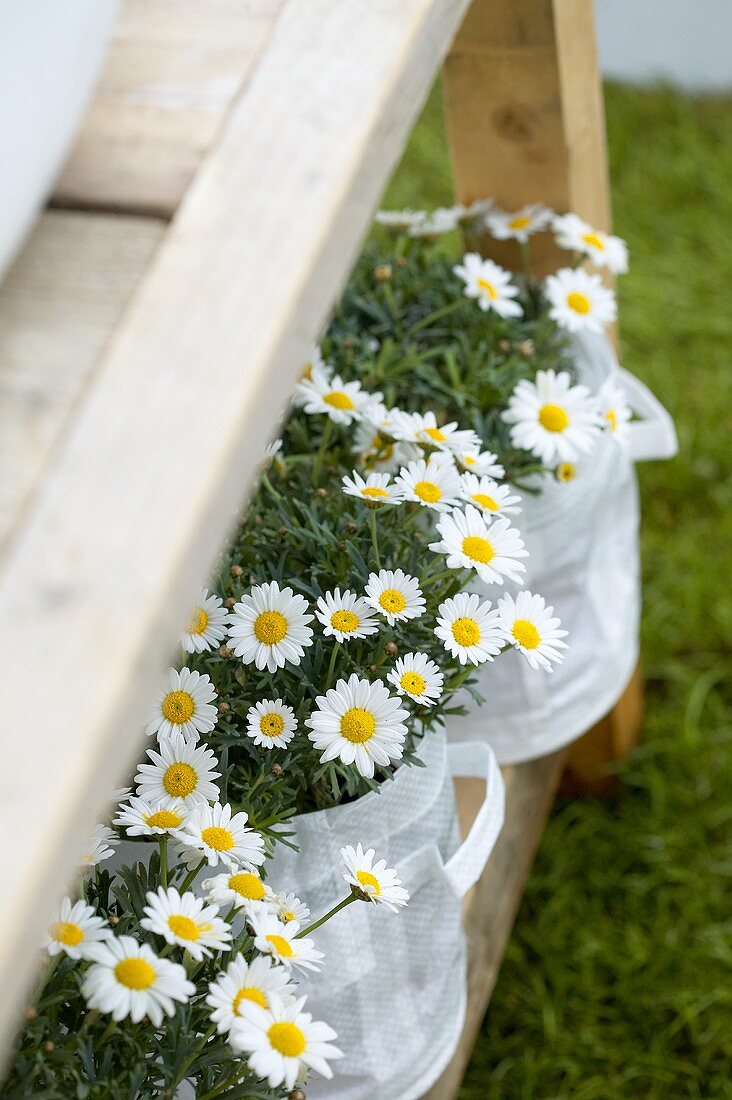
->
375, 208, 427, 232
144, 666, 218, 742
45, 898, 111, 960
306, 673, 409, 779
82, 935, 194, 1026
341, 470, 403, 506
272, 892, 310, 925
395, 455, 462, 512
544, 267, 617, 333
178, 801, 266, 872
354, 409, 421, 473
387, 652, 444, 707
456, 448, 505, 479
553, 212, 629, 274
389, 410, 481, 455
314, 588, 380, 643
78, 825, 118, 872
113, 795, 188, 838
135, 736, 221, 807
246, 698, 298, 749
497, 591, 569, 672
460, 473, 522, 517
597, 376, 632, 445
434, 592, 504, 665
202, 869, 275, 913
249, 911, 323, 973
230, 993, 342, 1091
485, 203, 553, 242
453, 253, 523, 317
408, 205, 462, 238
206, 954, 296, 1035
228, 581, 314, 674
141, 886, 231, 960
296, 366, 372, 425
501, 368, 602, 465
364, 569, 426, 626
341, 844, 410, 911
430, 506, 528, 585
181, 588, 228, 654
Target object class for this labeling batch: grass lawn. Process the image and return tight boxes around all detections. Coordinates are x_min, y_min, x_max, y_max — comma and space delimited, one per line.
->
384, 84, 732, 1098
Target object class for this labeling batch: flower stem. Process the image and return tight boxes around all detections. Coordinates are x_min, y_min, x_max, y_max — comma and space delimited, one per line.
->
170, 1023, 217, 1091
404, 298, 463, 337
324, 640, 341, 692
178, 857, 206, 895
159, 836, 168, 889
368, 507, 381, 570
296, 892, 359, 938
314, 418, 333, 482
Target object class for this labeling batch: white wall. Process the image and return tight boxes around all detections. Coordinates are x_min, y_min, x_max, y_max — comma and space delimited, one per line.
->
596, 0, 732, 91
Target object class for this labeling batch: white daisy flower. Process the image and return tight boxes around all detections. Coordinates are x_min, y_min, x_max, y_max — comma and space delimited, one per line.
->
460, 473, 522, 517
453, 253, 523, 317
408, 205, 462, 238
364, 568, 426, 626
434, 592, 505, 665
341, 470, 403, 506
456, 448, 506, 480
249, 912, 324, 974
177, 801, 266, 872
141, 886, 231, 960
502, 368, 603, 465
374, 208, 427, 232
113, 795, 188, 838
230, 993, 342, 1091
387, 652, 444, 707
246, 699, 298, 750
181, 588, 228, 654
78, 825, 118, 872
390, 410, 481, 455
341, 844, 410, 911
553, 212, 629, 274
353, 414, 421, 474
544, 267, 617, 334
430, 506, 528, 586
135, 736, 221, 807
485, 203, 553, 242
306, 673, 409, 779
272, 892, 310, 925
144, 666, 218, 743
395, 454, 462, 512
555, 461, 579, 483
82, 935, 194, 1026
45, 898, 111, 960
597, 376, 632, 445
314, 587, 380, 643
228, 581, 314, 674
295, 366, 372, 425
207, 954, 296, 1035
202, 870, 275, 913
262, 438, 283, 463
497, 591, 569, 672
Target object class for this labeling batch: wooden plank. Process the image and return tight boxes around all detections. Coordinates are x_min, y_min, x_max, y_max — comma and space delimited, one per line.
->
563, 660, 645, 795
423, 751, 567, 1099
53, 0, 287, 218
442, 0, 612, 275
0, 211, 164, 555
0, 0, 473, 1051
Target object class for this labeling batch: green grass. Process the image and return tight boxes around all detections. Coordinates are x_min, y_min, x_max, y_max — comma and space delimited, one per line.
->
385, 84, 732, 1098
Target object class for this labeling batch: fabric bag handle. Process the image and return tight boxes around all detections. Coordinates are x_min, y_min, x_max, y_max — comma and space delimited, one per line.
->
444, 742, 505, 900
619, 367, 678, 463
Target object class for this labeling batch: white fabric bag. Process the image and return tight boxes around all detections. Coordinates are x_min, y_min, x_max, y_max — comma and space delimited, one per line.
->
266, 728, 504, 1100
447, 331, 677, 764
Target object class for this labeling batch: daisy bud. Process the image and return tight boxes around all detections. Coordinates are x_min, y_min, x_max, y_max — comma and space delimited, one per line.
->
289, 1090, 307, 1100
316, 487, 328, 498
518, 340, 534, 357
385, 641, 398, 657
23, 1006, 36, 1021
499, 339, 511, 352
108, 915, 120, 926
224, 598, 236, 610
369, 664, 378, 673
374, 263, 392, 281
217, 701, 230, 714
278, 526, 287, 536
43, 1042, 55, 1053
218, 644, 233, 659
230, 564, 244, 578
346, 522, 358, 534
271, 763, 283, 777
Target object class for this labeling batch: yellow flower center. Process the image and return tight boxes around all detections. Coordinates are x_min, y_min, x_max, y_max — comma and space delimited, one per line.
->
188, 607, 208, 636
266, 934, 293, 958
161, 690, 195, 726
254, 610, 288, 645
340, 707, 376, 743
538, 403, 569, 432
476, 278, 497, 300
301, 362, 313, 381
566, 291, 591, 315
163, 762, 198, 798
463, 455, 476, 466
168, 914, 201, 941
378, 588, 407, 614
145, 809, 184, 830
605, 409, 617, 431
423, 426, 446, 443
413, 480, 442, 504
361, 486, 388, 499
556, 462, 576, 482
201, 826, 235, 851
229, 872, 266, 900
234, 986, 268, 1014
331, 609, 360, 633
582, 231, 605, 251
400, 671, 426, 696
324, 390, 355, 410
53, 921, 84, 947
356, 870, 382, 895
260, 712, 285, 738
268, 1021, 306, 1058
462, 535, 494, 564
452, 618, 480, 647
281, 910, 296, 923
115, 957, 156, 990
508, 215, 533, 230
512, 619, 541, 649
471, 493, 499, 511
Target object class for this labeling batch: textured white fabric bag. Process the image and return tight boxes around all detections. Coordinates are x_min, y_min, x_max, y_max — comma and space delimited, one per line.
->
266, 728, 504, 1100
447, 331, 677, 764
